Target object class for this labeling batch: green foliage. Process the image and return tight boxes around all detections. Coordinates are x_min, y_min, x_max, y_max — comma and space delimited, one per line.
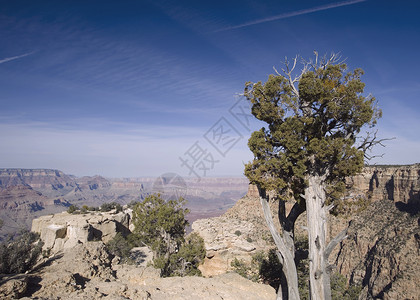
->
231, 237, 359, 299
100, 202, 122, 213
331, 272, 362, 300
259, 249, 283, 288
244, 54, 381, 200
234, 230, 242, 236
167, 232, 206, 277
67, 205, 79, 214
131, 194, 204, 277
131, 194, 188, 253
0, 230, 44, 274
295, 236, 310, 300
127, 200, 139, 208
231, 249, 283, 284
0, 219, 3, 230
106, 233, 133, 263
231, 258, 252, 279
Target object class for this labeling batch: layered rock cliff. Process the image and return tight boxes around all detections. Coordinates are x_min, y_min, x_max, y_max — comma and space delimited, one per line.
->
349, 164, 420, 209
335, 200, 419, 299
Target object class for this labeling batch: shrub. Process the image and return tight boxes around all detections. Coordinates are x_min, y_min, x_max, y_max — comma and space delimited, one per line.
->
231, 258, 250, 278
168, 232, 206, 276
67, 205, 79, 214
0, 230, 44, 274
234, 230, 241, 236
100, 202, 113, 212
131, 194, 204, 277
100, 202, 123, 213
331, 272, 362, 300
106, 233, 133, 263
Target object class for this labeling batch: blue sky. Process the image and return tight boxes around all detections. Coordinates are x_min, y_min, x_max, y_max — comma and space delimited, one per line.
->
1, 0, 419, 178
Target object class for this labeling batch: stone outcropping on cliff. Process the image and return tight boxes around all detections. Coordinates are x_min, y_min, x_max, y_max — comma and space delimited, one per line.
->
31, 210, 132, 253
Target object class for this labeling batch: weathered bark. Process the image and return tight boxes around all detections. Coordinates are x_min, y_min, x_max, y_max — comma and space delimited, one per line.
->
258, 187, 300, 300
305, 175, 331, 300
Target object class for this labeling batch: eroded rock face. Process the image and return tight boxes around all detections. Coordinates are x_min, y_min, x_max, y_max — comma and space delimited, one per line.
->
350, 164, 420, 207
335, 200, 420, 300
31, 210, 131, 253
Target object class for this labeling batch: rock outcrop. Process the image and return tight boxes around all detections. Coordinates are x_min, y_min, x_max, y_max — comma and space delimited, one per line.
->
0, 239, 275, 299
192, 192, 275, 277
31, 210, 131, 253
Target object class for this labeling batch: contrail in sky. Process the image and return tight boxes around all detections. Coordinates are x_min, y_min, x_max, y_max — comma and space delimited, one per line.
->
0, 52, 33, 64
215, 0, 367, 32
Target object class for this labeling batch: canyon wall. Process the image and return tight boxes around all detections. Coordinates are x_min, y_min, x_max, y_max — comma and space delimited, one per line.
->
192, 164, 420, 299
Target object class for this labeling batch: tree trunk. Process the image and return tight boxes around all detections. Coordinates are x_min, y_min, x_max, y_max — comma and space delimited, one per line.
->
305, 175, 331, 300
258, 187, 300, 300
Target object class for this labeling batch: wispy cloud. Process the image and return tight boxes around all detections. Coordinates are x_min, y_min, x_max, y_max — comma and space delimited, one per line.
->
215, 0, 367, 32
0, 52, 33, 64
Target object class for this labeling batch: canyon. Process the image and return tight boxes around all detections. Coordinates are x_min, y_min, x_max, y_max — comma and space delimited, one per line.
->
0, 164, 419, 299
0, 168, 248, 237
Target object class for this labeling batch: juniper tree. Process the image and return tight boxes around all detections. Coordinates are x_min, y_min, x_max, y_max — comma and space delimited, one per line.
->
131, 194, 205, 277
244, 52, 382, 300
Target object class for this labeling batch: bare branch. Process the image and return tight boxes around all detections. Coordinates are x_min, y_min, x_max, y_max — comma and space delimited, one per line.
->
324, 227, 348, 260
326, 204, 334, 212
358, 130, 395, 160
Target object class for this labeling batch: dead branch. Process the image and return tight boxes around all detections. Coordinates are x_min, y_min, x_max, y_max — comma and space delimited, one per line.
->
324, 226, 348, 260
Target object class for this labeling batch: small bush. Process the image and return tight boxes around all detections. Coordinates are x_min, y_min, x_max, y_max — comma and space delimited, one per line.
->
167, 232, 206, 277
127, 200, 139, 208
67, 205, 79, 214
231, 258, 249, 278
0, 230, 44, 274
100, 202, 123, 213
331, 272, 362, 300
234, 230, 241, 236
100, 203, 113, 212
246, 237, 253, 243
106, 233, 133, 263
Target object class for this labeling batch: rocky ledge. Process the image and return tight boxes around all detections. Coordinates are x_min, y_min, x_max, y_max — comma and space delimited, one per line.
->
31, 210, 132, 253
0, 241, 275, 300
